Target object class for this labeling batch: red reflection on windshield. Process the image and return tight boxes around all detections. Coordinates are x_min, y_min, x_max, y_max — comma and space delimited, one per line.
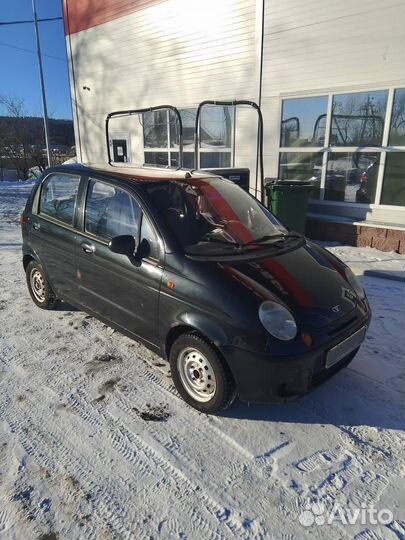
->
191, 179, 312, 307
192, 179, 254, 243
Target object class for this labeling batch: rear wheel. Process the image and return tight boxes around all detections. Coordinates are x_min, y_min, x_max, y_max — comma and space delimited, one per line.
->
26, 261, 58, 310
169, 333, 236, 414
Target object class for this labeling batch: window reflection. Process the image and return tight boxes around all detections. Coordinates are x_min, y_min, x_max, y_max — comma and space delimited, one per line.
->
200, 152, 231, 168
381, 153, 405, 206
324, 152, 380, 203
200, 106, 232, 148
279, 152, 322, 198
169, 152, 194, 168
144, 152, 169, 166
143, 111, 168, 148
170, 106, 232, 149
389, 89, 405, 146
330, 91, 388, 146
281, 96, 328, 147
145, 106, 232, 167
170, 109, 195, 148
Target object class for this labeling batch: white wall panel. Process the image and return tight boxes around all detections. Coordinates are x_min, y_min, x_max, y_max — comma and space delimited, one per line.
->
260, 0, 405, 181
66, 0, 405, 217
67, 0, 259, 164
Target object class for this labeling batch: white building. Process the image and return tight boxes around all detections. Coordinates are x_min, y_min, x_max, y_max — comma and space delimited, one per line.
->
63, 0, 405, 251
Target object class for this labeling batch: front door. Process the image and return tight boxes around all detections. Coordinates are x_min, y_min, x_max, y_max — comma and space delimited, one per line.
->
75, 178, 162, 347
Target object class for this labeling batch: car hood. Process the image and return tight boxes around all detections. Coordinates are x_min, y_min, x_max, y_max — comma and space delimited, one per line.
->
218, 242, 358, 328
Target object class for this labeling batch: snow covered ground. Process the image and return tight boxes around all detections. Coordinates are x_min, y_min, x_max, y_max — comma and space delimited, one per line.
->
0, 180, 404, 540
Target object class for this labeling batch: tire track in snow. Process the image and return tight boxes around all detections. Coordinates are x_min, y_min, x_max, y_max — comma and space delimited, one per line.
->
68, 381, 269, 539
0, 394, 147, 539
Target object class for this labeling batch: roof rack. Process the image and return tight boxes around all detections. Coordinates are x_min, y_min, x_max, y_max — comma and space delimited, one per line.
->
194, 100, 264, 202
105, 105, 184, 168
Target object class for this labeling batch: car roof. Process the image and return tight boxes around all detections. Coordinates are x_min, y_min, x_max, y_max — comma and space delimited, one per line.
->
49, 162, 215, 185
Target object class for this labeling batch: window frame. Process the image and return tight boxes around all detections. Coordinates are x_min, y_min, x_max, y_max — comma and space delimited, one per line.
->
83, 177, 142, 245
278, 86, 405, 210
37, 172, 82, 228
138, 210, 160, 261
142, 107, 235, 168
80, 176, 162, 262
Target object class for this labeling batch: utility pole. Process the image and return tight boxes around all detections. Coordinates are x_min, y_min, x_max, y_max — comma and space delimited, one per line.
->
32, 0, 52, 167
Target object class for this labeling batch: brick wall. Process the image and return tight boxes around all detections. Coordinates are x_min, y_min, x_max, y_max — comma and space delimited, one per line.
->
305, 219, 405, 254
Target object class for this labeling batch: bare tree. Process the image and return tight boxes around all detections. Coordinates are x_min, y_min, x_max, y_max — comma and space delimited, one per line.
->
0, 95, 47, 180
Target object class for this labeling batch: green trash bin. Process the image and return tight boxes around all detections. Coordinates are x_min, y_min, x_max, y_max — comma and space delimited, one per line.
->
265, 180, 313, 234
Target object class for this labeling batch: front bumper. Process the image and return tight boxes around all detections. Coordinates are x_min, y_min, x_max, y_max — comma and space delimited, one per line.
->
220, 312, 371, 403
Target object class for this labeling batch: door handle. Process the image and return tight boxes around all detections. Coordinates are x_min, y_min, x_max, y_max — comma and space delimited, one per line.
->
32, 223, 40, 231
81, 242, 95, 254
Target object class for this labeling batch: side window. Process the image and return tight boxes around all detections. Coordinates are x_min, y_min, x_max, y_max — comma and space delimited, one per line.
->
40, 174, 81, 225
85, 179, 140, 241
140, 213, 159, 259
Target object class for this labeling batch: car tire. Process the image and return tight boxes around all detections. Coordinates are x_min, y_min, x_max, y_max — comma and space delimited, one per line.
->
26, 260, 59, 310
169, 333, 236, 414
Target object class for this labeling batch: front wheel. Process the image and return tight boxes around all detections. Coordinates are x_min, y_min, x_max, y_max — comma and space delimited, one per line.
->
26, 260, 59, 310
169, 333, 236, 414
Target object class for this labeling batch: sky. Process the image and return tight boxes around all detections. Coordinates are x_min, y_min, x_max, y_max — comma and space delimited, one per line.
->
0, 0, 72, 119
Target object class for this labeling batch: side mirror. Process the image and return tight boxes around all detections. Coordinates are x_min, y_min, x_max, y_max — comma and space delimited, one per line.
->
108, 235, 136, 257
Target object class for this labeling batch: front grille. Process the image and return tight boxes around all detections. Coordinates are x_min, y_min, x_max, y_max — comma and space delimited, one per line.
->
327, 315, 358, 336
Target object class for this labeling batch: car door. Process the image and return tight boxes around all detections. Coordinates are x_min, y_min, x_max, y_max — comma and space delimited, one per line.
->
75, 177, 163, 348
30, 172, 81, 300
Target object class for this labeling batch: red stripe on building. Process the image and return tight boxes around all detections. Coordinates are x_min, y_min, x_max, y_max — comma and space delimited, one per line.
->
63, 0, 164, 35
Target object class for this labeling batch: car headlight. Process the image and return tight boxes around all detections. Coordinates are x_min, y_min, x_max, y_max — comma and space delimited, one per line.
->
259, 301, 297, 341
345, 267, 365, 299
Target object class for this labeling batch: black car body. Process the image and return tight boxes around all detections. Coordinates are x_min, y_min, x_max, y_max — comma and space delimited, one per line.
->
21, 163, 371, 413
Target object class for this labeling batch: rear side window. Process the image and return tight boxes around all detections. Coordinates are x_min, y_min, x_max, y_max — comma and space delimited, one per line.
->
40, 174, 81, 225
85, 179, 140, 241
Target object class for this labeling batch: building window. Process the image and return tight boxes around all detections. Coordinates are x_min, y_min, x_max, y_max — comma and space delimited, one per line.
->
279, 152, 322, 180
281, 96, 328, 147
143, 111, 168, 149
279, 88, 405, 207
330, 90, 388, 146
143, 106, 233, 169
381, 153, 405, 206
328, 152, 381, 203
389, 89, 405, 146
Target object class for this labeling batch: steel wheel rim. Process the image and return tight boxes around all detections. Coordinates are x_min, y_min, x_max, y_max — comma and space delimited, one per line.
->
30, 269, 46, 303
177, 347, 217, 403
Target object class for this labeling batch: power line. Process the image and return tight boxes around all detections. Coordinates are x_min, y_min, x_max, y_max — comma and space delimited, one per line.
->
0, 16, 62, 26
32, 0, 52, 166
0, 40, 66, 61
1, 8, 65, 166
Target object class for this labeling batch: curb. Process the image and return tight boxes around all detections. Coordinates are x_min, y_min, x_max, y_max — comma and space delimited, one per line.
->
353, 267, 405, 283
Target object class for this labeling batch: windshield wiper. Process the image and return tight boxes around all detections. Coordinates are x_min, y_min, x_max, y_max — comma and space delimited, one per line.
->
244, 231, 303, 246
244, 233, 284, 246
197, 237, 243, 248
192, 231, 303, 250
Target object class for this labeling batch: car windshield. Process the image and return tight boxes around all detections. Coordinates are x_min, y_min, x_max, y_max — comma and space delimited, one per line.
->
145, 177, 286, 254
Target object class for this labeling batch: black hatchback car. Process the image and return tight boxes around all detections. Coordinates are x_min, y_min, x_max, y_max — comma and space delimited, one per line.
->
21, 163, 371, 413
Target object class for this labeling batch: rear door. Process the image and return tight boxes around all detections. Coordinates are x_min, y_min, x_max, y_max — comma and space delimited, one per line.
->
30, 172, 81, 299
75, 177, 163, 347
